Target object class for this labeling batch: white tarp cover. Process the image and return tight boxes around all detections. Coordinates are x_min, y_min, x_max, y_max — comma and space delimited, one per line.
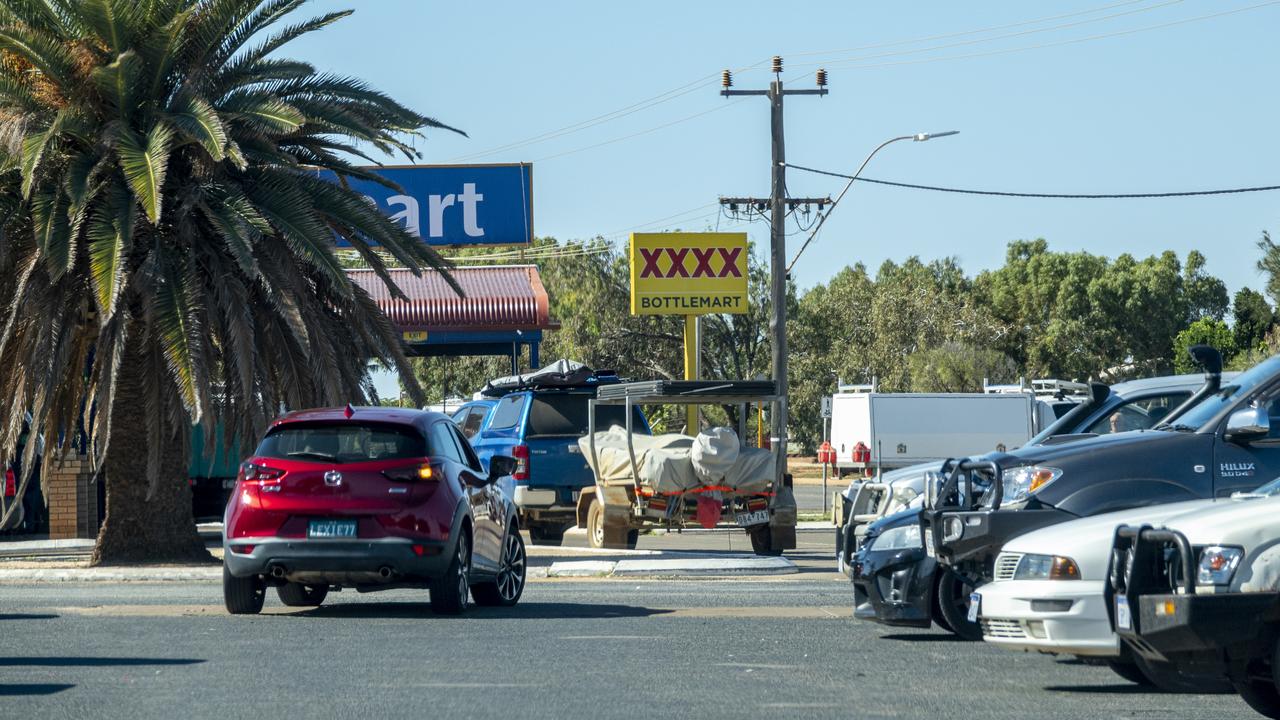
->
579, 427, 700, 493
691, 427, 739, 483
580, 427, 775, 494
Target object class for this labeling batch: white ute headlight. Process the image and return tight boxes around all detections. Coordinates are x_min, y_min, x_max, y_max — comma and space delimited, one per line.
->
1197, 546, 1243, 586
1002, 466, 1064, 504
868, 525, 923, 551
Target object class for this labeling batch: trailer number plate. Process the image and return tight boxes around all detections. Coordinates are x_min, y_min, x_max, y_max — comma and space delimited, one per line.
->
736, 510, 769, 527
1115, 596, 1131, 630
967, 593, 980, 623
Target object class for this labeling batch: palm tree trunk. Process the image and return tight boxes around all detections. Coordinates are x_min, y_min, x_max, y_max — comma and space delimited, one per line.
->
90, 330, 213, 566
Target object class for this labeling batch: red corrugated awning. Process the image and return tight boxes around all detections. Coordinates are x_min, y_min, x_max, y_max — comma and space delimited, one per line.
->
346, 265, 553, 332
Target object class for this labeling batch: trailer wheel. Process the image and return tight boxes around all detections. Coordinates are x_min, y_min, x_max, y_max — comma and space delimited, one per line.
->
749, 525, 783, 557
586, 498, 605, 549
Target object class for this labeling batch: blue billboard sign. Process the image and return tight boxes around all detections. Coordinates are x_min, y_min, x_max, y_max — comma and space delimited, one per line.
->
322, 163, 533, 247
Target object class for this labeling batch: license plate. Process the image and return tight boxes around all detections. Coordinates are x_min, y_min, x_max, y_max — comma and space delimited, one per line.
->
736, 509, 769, 527
967, 592, 981, 623
1115, 595, 1131, 630
924, 528, 935, 557
567, 444, 581, 454
308, 519, 357, 538
222, 478, 236, 489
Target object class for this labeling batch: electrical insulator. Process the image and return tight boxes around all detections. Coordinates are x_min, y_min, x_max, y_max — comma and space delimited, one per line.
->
721, 69, 732, 88
771, 56, 783, 74
816, 68, 827, 87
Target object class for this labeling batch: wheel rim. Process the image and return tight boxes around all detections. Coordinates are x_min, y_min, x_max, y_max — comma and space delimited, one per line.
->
949, 576, 974, 623
590, 506, 603, 546
456, 534, 470, 605
497, 533, 526, 601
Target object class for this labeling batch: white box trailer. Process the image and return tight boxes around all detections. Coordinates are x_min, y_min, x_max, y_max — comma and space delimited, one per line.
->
830, 391, 1038, 474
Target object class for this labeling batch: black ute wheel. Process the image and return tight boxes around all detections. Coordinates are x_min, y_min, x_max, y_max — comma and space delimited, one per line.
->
473, 529, 526, 607
276, 582, 328, 607
935, 568, 983, 641
749, 525, 783, 557
431, 528, 471, 615
929, 570, 954, 632
1236, 679, 1280, 718
223, 564, 265, 615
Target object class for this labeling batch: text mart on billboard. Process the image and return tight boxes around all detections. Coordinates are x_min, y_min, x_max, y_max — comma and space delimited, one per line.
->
629, 232, 748, 315
320, 163, 533, 247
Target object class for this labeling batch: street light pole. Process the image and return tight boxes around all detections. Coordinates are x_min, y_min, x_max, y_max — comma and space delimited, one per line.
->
786, 130, 959, 273
721, 57, 827, 482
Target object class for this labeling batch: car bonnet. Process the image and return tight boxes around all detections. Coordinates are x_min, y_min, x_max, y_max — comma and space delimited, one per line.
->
1000, 499, 1217, 579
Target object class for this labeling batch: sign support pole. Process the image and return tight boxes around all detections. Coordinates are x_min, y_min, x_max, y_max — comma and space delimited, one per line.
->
683, 315, 700, 433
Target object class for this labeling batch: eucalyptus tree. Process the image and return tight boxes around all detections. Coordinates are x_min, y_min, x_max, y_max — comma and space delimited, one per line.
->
0, 0, 461, 563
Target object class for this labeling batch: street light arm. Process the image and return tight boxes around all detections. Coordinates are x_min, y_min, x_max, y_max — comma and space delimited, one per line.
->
785, 131, 957, 274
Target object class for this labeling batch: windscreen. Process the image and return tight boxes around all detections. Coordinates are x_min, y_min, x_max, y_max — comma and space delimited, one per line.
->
1174, 356, 1280, 430
255, 423, 426, 463
526, 394, 648, 438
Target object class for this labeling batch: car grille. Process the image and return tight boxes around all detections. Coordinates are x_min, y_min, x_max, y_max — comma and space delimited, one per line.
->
994, 552, 1024, 581
981, 618, 1027, 639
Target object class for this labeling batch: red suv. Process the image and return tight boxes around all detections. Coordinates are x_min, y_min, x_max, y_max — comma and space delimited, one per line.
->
222, 406, 524, 615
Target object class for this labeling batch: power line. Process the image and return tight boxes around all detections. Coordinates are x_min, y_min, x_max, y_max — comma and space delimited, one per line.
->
785, 162, 1280, 198
783, 0, 1153, 58
816, 1, 1280, 72
437, 1, 1173, 164
532, 101, 744, 162
785, 0, 1184, 70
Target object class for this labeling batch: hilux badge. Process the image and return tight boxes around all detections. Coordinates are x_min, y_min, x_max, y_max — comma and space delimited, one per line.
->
1219, 462, 1256, 478
324, 470, 343, 486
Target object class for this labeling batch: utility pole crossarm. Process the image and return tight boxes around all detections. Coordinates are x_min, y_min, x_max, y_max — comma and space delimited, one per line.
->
720, 89, 768, 97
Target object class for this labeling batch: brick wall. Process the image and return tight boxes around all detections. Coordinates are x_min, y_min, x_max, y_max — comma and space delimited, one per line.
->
46, 454, 98, 540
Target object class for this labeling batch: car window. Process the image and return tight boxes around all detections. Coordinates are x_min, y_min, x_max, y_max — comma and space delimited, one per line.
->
429, 422, 465, 464
451, 408, 469, 425
526, 394, 648, 438
1086, 393, 1190, 435
1177, 356, 1280, 429
489, 395, 527, 430
461, 407, 487, 438
450, 425, 484, 472
256, 423, 426, 463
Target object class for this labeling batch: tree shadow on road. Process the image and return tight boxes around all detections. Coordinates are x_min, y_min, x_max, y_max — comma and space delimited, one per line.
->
0, 657, 205, 667
1043, 684, 1162, 694
0, 683, 74, 696
878, 633, 967, 643
289, 602, 675, 620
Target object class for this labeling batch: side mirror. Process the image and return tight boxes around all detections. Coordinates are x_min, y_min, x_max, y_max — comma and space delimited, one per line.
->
488, 455, 517, 482
1225, 406, 1270, 444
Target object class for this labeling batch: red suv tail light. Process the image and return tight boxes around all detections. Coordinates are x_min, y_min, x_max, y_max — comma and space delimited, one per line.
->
4, 468, 14, 498
511, 445, 530, 482
238, 462, 284, 482
382, 462, 437, 482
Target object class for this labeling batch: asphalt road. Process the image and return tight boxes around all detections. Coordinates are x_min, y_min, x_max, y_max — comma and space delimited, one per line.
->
0, 569, 1259, 720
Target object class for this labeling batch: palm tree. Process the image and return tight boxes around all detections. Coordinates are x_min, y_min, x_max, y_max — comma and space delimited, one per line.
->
0, 0, 462, 564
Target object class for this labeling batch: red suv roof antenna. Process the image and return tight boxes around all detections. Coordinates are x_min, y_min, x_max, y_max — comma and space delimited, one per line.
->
344, 404, 355, 419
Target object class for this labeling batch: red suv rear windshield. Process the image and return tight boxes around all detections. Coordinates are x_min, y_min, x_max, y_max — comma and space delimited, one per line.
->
255, 423, 426, 463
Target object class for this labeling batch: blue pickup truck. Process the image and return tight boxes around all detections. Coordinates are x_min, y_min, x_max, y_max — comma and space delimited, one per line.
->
457, 365, 650, 545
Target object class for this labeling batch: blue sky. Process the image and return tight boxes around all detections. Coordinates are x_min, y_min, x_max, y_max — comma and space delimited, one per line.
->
288, 0, 1280, 303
